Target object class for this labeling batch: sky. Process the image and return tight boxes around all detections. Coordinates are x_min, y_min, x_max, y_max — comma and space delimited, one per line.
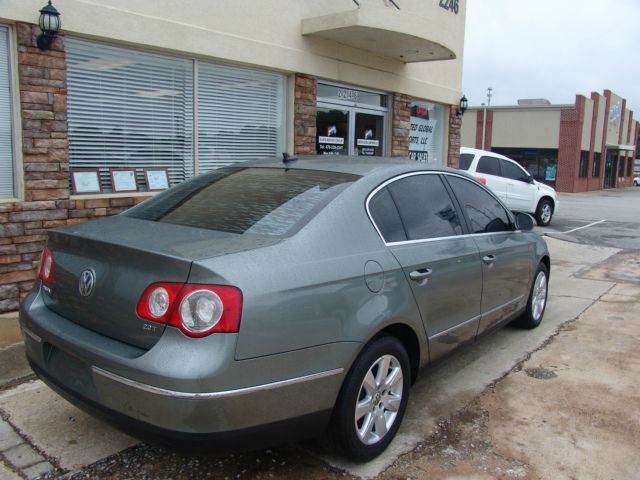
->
462, 0, 640, 113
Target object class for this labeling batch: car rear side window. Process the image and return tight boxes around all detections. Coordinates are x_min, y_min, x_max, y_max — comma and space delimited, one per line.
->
446, 176, 511, 234
459, 153, 474, 170
477, 156, 501, 176
126, 167, 360, 237
501, 159, 529, 182
368, 187, 407, 243
386, 174, 462, 241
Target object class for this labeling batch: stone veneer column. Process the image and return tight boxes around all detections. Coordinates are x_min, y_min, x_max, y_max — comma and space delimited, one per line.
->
447, 107, 461, 168
293, 74, 317, 155
0, 23, 69, 311
391, 94, 411, 157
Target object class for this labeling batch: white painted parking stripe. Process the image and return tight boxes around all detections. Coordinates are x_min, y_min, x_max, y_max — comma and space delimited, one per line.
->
553, 219, 606, 235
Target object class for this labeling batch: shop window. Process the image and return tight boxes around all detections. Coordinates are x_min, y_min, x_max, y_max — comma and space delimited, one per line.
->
578, 151, 588, 177
626, 157, 633, 177
67, 38, 286, 193
0, 25, 16, 199
592, 152, 601, 177
491, 148, 557, 187
409, 101, 445, 164
618, 157, 626, 177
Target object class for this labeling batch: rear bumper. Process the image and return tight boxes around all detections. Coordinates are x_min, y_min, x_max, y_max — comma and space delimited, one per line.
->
20, 288, 355, 448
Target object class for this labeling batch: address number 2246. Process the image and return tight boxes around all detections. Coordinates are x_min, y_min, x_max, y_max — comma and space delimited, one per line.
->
439, 0, 459, 14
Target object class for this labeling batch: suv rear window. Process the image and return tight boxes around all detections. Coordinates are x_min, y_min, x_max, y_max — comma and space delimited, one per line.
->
459, 153, 474, 170
126, 167, 360, 236
477, 156, 501, 176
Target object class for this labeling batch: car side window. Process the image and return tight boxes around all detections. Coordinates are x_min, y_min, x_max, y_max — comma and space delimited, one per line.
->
477, 156, 501, 176
386, 174, 462, 241
446, 176, 512, 234
459, 153, 474, 170
501, 159, 530, 182
368, 187, 408, 243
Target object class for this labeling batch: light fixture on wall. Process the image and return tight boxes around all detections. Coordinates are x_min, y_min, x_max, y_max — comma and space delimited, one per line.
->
457, 95, 468, 117
37, 1, 61, 50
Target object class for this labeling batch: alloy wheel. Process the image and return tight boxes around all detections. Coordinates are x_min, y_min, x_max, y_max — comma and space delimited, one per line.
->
531, 270, 547, 321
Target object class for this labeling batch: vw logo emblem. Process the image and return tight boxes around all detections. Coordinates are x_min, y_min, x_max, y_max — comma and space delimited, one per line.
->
78, 269, 96, 297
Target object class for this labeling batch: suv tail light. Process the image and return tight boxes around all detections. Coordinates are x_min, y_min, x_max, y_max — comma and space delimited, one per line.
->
38, 247, 54, 284
476, 176, 487, 185
136, 283, 243, 338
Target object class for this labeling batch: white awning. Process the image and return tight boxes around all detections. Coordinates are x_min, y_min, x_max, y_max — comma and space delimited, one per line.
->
606, 144, 636, 152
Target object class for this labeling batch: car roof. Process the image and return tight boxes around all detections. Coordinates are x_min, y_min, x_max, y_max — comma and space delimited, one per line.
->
460, 147, 514, 163
236, 155, 456, 177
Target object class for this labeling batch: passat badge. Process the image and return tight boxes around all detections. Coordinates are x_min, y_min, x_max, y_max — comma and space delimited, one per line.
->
78, 269, 96, 297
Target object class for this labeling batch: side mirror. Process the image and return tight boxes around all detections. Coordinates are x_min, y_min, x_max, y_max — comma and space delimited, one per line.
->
528, 175, 535, 184
514, 212, 535, 231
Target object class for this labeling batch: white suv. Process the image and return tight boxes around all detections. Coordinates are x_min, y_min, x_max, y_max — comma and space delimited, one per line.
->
459, 147, 559, 226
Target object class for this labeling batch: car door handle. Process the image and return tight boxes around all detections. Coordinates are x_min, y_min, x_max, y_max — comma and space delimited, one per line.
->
482, 255, 496, 265
409, 268, 432, 281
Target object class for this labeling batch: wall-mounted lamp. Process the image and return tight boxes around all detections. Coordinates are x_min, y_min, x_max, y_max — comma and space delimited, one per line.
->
457, 95, 468, 117
37, 1, 61, 50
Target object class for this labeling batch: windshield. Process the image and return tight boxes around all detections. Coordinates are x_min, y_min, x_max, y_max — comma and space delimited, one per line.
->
125, 167, 360, 237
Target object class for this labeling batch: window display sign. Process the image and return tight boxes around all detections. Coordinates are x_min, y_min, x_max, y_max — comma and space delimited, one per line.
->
409, 101, 443, 164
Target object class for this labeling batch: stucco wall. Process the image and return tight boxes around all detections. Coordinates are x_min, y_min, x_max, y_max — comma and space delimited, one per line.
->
594, 94, 606, 153
581, 98, 594, 151
490, 108, 561, 149
1, 0, 466, 106
606, 92, 623, 145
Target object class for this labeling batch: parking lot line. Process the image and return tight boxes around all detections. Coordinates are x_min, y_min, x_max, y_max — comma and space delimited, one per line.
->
553, 219, 606, 235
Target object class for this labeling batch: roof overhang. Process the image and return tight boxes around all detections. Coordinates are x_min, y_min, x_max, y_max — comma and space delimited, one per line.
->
301, 7, 456, 63
606, 144, 636, 152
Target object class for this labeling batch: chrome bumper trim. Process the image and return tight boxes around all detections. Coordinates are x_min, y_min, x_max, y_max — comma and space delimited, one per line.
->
22, 326, 42, 344
92, 366, 344, 400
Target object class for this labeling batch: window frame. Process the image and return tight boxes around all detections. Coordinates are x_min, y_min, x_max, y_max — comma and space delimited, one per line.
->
578, 150, 589, 178
366, 171, 515, 246
500, 158, 530, 182
476, 155, 502, 177
0, 24, 21, 201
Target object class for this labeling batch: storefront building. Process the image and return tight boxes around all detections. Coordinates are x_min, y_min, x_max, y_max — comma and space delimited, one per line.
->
461, 90, 639, 192
0, 0, 468, 311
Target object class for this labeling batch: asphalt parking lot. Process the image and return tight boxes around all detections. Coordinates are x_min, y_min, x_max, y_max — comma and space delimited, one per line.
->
1, 188, 640, 479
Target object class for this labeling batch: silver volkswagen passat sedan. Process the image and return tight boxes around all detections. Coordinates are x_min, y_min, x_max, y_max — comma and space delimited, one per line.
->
20, 156, 550, 461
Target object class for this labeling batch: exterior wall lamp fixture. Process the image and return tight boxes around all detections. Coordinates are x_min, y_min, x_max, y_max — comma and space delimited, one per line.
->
457, 95, 468, 116
37, 1, 61, 50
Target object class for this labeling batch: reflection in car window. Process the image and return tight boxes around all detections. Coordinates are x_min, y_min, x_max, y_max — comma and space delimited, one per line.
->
368, 187, 407, 243
447, 176, 511, 234
501, 160, 529, 182
126, 167, 360, 236
477, 156, 501, 176
387, 174, 462, 240
459, 153, 474, 171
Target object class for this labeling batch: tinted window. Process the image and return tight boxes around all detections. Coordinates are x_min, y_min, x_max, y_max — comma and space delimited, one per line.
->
387, 174, 462, 240
126, 167, 360, 236
477, 156, 501, 176
459, 153, 474, 170
501, 160, 529, 182
447, 176, 511, 233
368, 187, 407, 243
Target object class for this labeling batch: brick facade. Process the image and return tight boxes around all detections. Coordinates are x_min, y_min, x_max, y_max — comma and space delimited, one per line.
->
391, 94, 411, 157
474, 109, 493, 150
447, 107, 461, 167
293, 74, 317, 155
555, 96, 585, 193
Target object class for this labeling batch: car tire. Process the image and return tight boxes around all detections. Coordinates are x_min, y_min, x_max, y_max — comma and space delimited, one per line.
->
512, 263, 548, 329
534, 199, 553, 226
331, 335, 411, 462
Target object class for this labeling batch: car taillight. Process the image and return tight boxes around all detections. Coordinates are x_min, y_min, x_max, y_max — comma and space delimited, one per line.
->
476, 176, 487, 185
136, 283, 243, 338
38, 247, 54, 284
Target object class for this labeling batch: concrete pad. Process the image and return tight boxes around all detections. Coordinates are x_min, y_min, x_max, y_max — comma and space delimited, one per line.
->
0, 343, 32, 388
482, 283, 640, 480
579, 250, 640, 285
544, 237, 618, 274
0, 380, 138, 471
0, 314, 22, 348
3, 443, 45, 469
0, 462, 21, 480
549, 275, 614, 301
23, 461, 55, 480
0, 419, 23, 451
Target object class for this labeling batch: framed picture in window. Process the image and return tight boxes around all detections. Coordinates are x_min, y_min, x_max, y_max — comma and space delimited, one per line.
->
110, 168, 138, 193
71, 169, 102, 194
144, 168, 170, 191
109, 168, 138, 193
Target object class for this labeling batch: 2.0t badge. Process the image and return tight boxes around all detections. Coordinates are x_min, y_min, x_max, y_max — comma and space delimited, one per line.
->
78, 269, 96, 297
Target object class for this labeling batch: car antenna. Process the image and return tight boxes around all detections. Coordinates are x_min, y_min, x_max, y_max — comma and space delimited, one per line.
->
282, 152, 298, 165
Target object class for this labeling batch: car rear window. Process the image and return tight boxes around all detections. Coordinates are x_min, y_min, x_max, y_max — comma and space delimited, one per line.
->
126, 167, 360, 236
459, 153, 474, 170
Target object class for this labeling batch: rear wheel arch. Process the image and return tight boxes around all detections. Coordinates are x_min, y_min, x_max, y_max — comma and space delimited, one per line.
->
374, 323, 421, 384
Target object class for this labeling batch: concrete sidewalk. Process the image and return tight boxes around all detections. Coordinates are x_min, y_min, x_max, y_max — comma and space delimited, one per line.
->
0, 237, 631, 479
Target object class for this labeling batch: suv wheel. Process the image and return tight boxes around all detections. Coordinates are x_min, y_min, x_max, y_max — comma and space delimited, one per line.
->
535, 199, 553, 226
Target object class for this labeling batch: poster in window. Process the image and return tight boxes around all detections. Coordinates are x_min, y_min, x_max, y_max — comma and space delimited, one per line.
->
409, 101, 439, 163
71, 169, 102, 194
110, 169, 138, 192
144, 168, 170, 191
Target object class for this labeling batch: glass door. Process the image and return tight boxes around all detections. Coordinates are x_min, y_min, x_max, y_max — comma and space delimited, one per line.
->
355, 111, 385, 157
316, 106, 350, 156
